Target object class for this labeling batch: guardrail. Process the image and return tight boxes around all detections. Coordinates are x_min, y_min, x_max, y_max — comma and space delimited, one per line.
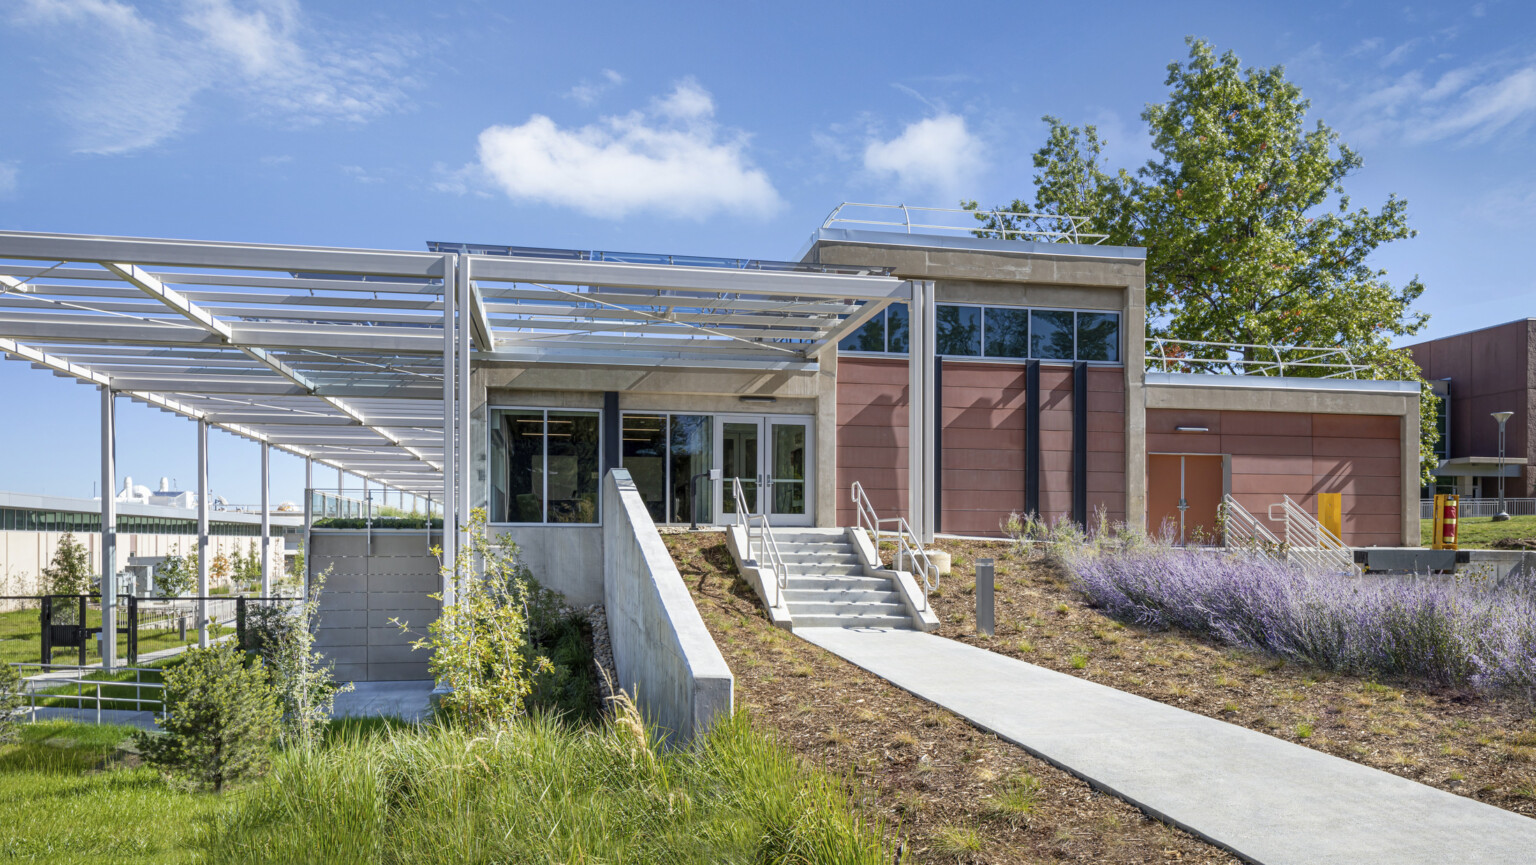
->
1269, 496, 1355, 574
15, 663, 166, 724
1221, 495, 1283, 561
850, 481, 937, 610
1419, 498, 1536, 519
822, 202, 1109, 245
733, 477, 788, 608
1146, 337, 1370, 379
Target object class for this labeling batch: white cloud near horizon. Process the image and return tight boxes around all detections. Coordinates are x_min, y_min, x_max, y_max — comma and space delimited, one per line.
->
0, 162, 17, 197
461, 79, 782, 219
862, 113, 985, 198
12, 0, 417, 154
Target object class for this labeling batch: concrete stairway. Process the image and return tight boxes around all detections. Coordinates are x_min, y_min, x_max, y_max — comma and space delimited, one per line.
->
772, 528, 911, 629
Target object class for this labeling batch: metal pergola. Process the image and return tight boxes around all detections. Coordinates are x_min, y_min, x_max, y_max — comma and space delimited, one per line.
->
0, 229, 914, 667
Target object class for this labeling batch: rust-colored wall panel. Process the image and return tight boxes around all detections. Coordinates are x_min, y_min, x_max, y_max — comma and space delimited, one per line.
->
1146, 408, 1404, 546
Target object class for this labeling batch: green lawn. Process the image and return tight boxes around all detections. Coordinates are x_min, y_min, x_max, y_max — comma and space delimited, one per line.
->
0, 606, 233, 667
1419, 514, 1536, 549
0, 721, 229, 864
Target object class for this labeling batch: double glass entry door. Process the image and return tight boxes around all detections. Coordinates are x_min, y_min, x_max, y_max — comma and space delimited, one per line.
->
716, 414, 813, 527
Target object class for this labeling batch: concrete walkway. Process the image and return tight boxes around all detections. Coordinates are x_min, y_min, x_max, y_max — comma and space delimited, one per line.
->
798, 627, 1536, 865
331, 680, 434, 723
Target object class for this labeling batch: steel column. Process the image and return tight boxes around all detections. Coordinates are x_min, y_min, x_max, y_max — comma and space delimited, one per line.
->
906, 280, 937, 544
260, 443, 271, 596
457, 254, 471, 553
441, 255, 458, 596
196, 418, 210, 648
100, 386, 117, 670
304, 456, 313, 593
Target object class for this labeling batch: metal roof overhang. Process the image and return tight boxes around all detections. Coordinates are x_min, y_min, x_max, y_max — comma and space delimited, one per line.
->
0, 230, 906, 497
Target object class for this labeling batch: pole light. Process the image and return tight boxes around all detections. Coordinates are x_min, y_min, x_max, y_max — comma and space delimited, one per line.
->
1492, 411, 1514, 522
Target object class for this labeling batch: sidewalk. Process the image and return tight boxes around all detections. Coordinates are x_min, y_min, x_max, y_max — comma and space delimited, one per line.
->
798, 627, 1536, 865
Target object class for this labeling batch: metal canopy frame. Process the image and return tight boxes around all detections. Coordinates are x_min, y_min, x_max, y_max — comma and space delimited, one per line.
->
0, 230, 909, 507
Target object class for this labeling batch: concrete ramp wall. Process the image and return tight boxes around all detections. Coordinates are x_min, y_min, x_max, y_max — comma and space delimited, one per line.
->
310, 530, 439, 682
602, 469, 733, 744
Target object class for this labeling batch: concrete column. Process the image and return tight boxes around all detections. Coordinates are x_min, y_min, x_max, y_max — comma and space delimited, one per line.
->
259, 443, 271, 596
196, 418, 210, 648
99, 387, 117, 670
906, 280, 937, 543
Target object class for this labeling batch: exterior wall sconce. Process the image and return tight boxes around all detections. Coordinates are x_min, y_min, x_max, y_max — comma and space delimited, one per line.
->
1174, 425, 1209, 433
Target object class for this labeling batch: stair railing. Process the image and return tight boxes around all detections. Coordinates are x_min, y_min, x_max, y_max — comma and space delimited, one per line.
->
850, 481, 936, 611
1268, 495, 1355, 574
1220, 494, 1283, 562
734, 476, 787, 607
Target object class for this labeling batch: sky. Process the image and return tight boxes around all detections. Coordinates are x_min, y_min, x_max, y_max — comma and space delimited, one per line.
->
0, 0, 1532, 504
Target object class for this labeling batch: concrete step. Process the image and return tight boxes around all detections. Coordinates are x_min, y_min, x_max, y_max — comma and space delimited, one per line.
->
790, 563, 868, 577
791, 613, 912, 629
770, 540, 854, 552
771, 531, 849, 544
785, 575, 891, 592
782, 588, 902, 605
776, 551, 862, 565
787, 600, 909, 617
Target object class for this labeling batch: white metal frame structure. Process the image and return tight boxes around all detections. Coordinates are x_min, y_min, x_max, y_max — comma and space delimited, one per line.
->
0, 230, 921, 657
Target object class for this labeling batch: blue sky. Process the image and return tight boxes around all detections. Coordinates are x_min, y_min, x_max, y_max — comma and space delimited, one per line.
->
0, 0, 1532, 504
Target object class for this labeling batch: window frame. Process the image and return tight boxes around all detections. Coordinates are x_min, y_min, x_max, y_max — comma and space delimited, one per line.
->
486, 405, 605, 527
837, 301, 1123, 366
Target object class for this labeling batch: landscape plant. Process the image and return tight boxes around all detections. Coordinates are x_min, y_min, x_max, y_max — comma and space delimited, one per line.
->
397, 507, 546, 727
0, 661, 23, 744
42, 530, 95, 596
1070, 543, 1536, 692
134, 642, 281, 792
156, 545, 197, 597
245, 569, 353, 749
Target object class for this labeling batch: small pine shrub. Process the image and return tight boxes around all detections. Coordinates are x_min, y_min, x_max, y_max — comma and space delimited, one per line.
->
135, 642, 281, 792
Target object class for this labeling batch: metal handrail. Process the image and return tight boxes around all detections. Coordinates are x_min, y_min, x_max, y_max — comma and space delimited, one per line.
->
733, 477, 788, 608
822, 202, 1110, 245
1146, 337, 1368, 379
14, 662, 166, 724
1268, 496, 1354, 574
1221, 495, 1282, 561
850, 481, 937, 611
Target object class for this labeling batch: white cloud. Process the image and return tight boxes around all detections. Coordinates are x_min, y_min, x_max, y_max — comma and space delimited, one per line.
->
464, 80, 782, 219
0, 162, 16, 197
566, 68, 623, 105
1335, 56, 1536, 147
863, 114, 985, 198
12, 0, 417, 154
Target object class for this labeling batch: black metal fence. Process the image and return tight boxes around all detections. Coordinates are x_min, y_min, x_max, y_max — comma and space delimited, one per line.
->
1, 594, 299, 668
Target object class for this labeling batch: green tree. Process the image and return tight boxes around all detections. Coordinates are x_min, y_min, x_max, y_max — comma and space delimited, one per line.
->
969, 37, 1438, 482
156, 544, 196, 598
43, 531, 96, 596
135, 642, 280, 792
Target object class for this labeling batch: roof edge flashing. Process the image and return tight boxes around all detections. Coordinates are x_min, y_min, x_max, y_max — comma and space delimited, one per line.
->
1145, 371, 1421, 396
806, 226, 1147, 262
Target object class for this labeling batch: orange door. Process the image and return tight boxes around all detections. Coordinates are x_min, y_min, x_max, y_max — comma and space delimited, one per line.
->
1147, 454, 1224, 545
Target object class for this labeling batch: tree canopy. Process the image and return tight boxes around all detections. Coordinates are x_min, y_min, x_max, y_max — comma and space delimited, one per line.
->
969, 37, 1437, 481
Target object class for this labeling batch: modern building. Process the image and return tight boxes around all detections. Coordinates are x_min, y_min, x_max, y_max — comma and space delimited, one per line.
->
0, 489, 294, 598
1407, 319, 1534, 499
0, 207, 1421, 677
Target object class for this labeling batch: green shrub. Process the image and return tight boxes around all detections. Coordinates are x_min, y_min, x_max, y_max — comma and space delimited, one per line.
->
245, 570, 353, 748
135, 642, 280, 792
520, 579, 599, 721
156, 545, 197, 598
0, 662, 22, 744
43, 531, 96, 596
312, 516, 443, 530
397, 508, 543, 727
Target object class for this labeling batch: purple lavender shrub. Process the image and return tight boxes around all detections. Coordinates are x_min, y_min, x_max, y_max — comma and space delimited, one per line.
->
1071, 547, 1536, 692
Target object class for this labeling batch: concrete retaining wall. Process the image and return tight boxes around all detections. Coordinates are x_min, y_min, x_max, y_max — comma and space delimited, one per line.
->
484, 525, 604, 606
603, 469, 732, 744
310, 530, 439, 682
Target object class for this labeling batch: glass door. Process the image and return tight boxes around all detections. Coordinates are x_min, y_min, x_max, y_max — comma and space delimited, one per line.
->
713, 415, 814, 527
767, 419, 811, 525
719, 419, 760, 519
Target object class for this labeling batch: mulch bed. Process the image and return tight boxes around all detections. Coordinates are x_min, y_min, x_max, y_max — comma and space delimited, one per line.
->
667, 533, 1241, 864
927, 538, 1536, 819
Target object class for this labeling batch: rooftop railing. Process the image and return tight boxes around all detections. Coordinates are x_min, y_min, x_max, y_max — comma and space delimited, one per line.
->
821, 202, 1111, 246
1145, 337, 1370, 379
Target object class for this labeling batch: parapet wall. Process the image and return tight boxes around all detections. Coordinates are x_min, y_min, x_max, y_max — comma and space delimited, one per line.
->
602, 469, 733, 744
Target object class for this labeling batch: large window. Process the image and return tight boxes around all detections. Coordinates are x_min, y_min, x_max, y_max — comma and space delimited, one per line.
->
840, 302, 1120, 364
619, 413, 714, 524
488, 408, 601, 524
